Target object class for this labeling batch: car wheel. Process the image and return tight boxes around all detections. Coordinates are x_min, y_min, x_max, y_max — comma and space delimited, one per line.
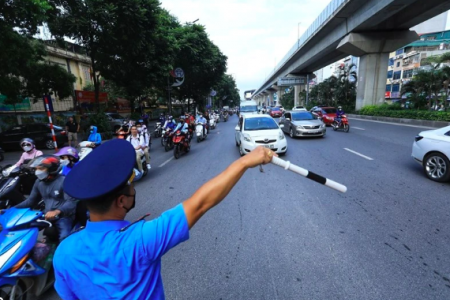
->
45, 140, 55, 149
289, 128, 295, 138
423, 153, 450, 182
235, 140, 239, 147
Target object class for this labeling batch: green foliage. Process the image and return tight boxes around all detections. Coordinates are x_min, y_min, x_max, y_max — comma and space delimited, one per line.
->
85, 111, 111, 134
213, 74, 240, 108
280, 87, 294, 109
359, 106, 450, 122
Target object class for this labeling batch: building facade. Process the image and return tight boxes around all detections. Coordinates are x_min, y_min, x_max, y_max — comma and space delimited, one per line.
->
385, 30, 450, 102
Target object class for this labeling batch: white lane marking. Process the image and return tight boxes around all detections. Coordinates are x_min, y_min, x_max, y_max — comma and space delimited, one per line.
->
344, 148, 374, 161
348, 118, 438, 129
159, 157, 174, 168
352, 127, 365, 130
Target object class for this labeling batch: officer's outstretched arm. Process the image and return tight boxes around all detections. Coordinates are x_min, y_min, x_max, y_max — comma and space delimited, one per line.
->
182, 147, 275, 229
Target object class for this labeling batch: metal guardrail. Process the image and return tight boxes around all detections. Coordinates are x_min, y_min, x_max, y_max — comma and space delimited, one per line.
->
256, 0, 348, 93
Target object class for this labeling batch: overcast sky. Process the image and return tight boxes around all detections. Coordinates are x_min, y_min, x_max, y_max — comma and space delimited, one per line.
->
161, 0, 331, 99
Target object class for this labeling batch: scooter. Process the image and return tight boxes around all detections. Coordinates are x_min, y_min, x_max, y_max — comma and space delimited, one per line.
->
153, 122, 162, 138
196, 123, 207, 143
164, 129, 175, 152
223, 113, 229, 122
0, 165, 37, 209
332, 115, 350, 133
173, 130, 190, 159
78, 141, 95, 161
209, 118, 216, 130
0, 208, 59, 299
132, 154, 148, 182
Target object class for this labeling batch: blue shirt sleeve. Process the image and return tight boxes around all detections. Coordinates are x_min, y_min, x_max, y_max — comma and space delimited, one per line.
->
141, 204, 189, 261
95, 133, 102, 145
54, 263, 78, 300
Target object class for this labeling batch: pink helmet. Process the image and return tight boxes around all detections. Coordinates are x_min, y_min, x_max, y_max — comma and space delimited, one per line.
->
55, 147, 79, 161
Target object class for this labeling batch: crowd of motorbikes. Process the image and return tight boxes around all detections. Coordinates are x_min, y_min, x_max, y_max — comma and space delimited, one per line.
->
0, 109, 233, 299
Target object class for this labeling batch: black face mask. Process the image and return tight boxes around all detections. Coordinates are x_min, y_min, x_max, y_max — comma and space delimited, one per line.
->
122, 189, 136, 213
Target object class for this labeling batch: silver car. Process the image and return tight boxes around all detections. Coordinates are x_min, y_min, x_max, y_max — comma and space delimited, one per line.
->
279, 111, 326, 138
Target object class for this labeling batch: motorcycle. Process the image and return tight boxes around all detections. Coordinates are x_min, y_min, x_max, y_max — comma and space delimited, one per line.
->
332, 115, 350, 133
132, 154, 148, 182
0, 165, 37, 209
223, 113, 229, 122
153, 122, 162, 138
0, 147, 4, 162
78, 141, 95, 161
209, 118, 216, 130
0, 208, 60, 299
196, 123, 207, 143
163, 129, 175, 152
173, 130, 190, 159
214, 113, 220, 124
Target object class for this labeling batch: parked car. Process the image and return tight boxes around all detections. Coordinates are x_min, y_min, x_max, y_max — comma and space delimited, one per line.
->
412, 126, 450, 182
292, 106, 307, 111
235, 114, 287, 156
311, 107, 337, 125
269, 107, 283, 118
280, 111, 326, 138
0, 123, 67, 150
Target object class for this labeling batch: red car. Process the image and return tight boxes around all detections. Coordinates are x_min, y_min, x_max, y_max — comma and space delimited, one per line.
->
269, 107, 283, 118
311, 107, 337, 126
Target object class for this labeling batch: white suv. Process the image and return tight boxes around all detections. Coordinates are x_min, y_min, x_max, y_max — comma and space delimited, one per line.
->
292, 106, 307, 111
235, 114, 287, 156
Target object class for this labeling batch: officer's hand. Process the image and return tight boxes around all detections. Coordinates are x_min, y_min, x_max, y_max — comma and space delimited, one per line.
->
241, 146, 276, 169
45, 210, 61, 221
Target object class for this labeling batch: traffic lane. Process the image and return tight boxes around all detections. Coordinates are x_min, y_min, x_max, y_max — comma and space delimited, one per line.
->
158, 118, 444, 299
282, 126, 450, 297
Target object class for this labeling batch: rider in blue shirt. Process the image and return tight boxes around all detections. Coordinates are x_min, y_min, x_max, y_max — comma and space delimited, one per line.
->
53, 139, 273, 300
163, 116, 177, 131
335, 106, 345, 126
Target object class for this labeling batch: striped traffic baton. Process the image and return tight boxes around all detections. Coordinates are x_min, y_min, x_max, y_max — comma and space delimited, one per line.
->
269, 156, 347, 193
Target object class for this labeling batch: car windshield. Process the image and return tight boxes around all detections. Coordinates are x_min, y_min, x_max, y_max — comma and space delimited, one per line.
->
272, 107, 280, 111
292, 112, 317, 121
240, 105, 258, 112
108, 113, 123, 119
323, 108, 337, 114
244, 117, 279, 131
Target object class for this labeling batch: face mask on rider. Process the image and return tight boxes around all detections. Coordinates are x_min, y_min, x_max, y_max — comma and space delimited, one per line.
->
122, 190, 136, 213
35, 169, 48, 180
137, 128, 142, 133
22, 146, 32, 152
60, 159, 70, 167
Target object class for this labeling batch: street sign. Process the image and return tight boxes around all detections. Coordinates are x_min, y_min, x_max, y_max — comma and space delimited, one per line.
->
277, 77, 306, 86
210, 90, 217, 97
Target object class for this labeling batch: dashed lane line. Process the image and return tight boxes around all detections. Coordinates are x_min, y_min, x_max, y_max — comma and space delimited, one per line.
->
344, 148, 374, 161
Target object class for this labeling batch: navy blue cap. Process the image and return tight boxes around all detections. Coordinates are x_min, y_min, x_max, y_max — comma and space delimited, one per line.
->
64, 139, 135, 200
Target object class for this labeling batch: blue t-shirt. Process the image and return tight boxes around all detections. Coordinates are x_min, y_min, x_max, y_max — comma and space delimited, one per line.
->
53, 204, 189, 300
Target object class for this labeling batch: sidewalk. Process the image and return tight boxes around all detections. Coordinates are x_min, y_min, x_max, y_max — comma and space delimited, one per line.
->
348, 114, 450, 128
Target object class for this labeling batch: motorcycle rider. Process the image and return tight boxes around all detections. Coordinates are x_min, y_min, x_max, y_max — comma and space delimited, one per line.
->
136, 122, 151, 170
174, 116, 190, 141
87, 126, 102, 148
14, 155, 77, 242
196, 112, 207, 136
15, 138, 43, 167
163, 116, 177, 131
55, 147, 80, 176
159, 113, 166, 125
116, 120, 131, 139
335, 106, 345, 127
126, 125, 145, 177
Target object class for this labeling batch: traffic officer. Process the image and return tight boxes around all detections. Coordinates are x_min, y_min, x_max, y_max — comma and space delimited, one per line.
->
53, 139, 275, 300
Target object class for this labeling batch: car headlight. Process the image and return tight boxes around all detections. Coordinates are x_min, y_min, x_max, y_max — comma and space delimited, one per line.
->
297, 125, 304, 130
321, 124, 326, 128
243, 134, 252, 142
279, 132, 285, 140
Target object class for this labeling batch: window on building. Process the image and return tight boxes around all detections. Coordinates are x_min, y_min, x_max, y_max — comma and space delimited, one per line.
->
426, 36, 436, 41
387, 70, 393, 78
396, 62, 401, 67
413, 55, 420, 63
392, 84, 400, 92
388, 58, 394, 66
403, 69, 414, 79
395, 49, 404, 55
393, 71, 402, 80
386, 84, 392, 92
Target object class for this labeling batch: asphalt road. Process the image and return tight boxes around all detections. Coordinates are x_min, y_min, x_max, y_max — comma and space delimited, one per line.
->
2, 115, 449, 300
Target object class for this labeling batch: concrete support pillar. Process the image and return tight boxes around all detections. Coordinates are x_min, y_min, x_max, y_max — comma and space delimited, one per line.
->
337, 31, 418, 110
356, 53, 389, 109
277, 89, 282, 106
269, 93, 274, 106
294, 86, 300, 107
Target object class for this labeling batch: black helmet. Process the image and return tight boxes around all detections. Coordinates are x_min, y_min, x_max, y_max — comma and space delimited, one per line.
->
29, 155, 62, 175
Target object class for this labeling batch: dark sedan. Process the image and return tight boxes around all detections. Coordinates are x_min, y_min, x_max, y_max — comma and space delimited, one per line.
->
0, 123, 67, 150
